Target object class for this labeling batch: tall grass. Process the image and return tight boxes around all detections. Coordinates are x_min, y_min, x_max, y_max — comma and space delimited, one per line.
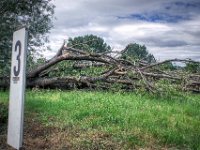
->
0, 90, 199, 149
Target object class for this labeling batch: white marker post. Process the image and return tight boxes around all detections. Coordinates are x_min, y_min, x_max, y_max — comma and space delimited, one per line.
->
7, 27, 28, 149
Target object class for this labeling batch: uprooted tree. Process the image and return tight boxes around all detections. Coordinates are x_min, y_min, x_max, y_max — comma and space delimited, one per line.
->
0, 38, 199, 93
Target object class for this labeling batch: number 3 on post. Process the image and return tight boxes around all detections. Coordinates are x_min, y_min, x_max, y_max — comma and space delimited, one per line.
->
14, 40, 21, 77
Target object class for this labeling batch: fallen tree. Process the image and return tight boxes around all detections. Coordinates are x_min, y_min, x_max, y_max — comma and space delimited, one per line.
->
1, 41, 200, 93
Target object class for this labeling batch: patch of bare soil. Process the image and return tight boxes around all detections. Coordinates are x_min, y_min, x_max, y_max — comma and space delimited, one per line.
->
0, 118, 68, 150
0, 118, 121, 150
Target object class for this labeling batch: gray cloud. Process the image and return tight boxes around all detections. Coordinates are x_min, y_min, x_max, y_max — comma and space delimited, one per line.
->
48, 0, 200, 61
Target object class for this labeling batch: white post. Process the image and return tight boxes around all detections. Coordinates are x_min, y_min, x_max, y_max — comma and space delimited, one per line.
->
7, 27, 28, 149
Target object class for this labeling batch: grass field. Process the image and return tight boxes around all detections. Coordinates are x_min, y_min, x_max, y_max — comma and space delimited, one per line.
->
0, 90, 200, 149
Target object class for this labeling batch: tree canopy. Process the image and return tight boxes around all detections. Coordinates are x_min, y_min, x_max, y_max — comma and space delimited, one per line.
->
0, 0, 55, 75
121, 43, 155, 63
67, 34, 111, 53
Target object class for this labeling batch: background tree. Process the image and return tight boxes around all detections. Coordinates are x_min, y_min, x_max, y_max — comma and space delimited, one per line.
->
121, 43, 156, 63
67, 34, 111, 53
0, 0, 55, 75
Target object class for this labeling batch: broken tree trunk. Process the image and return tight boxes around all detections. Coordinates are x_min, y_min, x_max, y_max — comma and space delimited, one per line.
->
1, 42, 200, 93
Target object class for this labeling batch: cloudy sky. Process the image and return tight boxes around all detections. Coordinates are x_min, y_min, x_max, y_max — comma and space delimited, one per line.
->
47, 0, 200, 61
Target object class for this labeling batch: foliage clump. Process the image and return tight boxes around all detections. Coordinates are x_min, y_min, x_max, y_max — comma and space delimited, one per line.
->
67, 34, 111, 53
121, 43, 155, 63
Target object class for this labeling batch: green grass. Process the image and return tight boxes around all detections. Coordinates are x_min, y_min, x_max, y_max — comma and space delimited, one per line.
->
0, 90, 200, 149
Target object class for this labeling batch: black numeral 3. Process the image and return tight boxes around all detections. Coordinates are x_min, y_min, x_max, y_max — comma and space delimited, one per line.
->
14, 40, 21, 76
